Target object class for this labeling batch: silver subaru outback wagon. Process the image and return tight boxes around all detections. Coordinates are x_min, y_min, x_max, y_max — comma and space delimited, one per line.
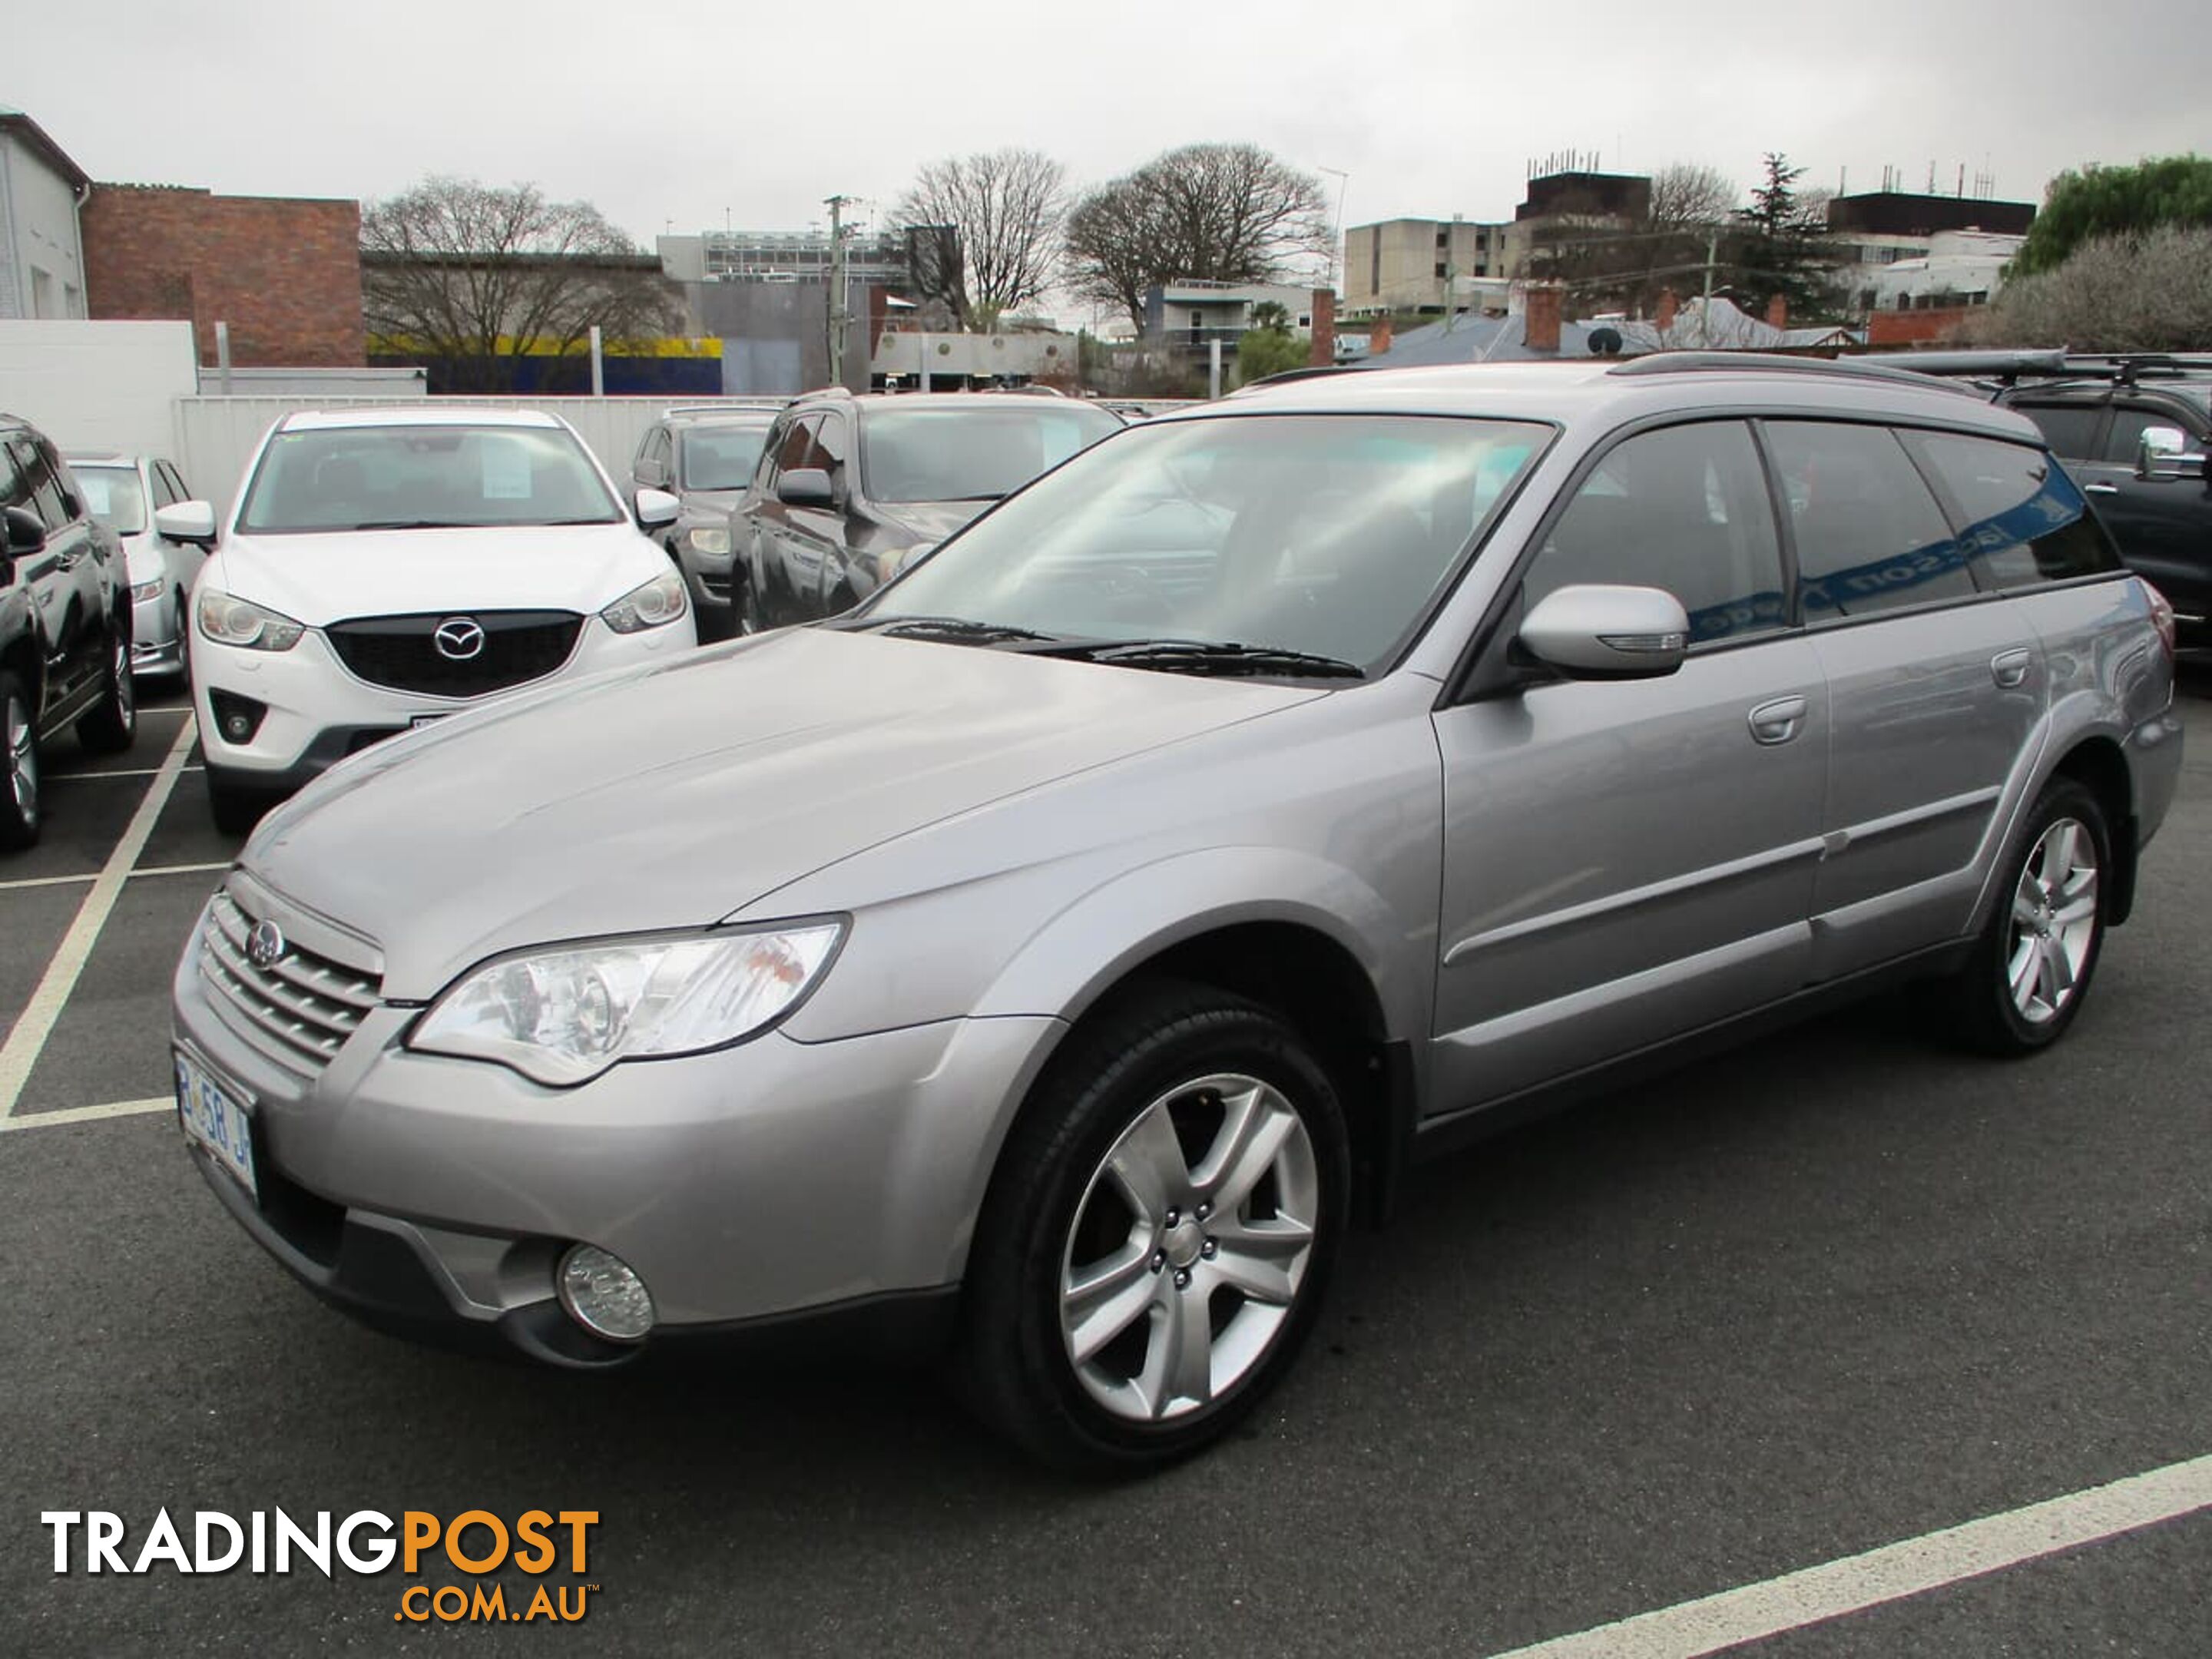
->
172, 356, 2183, 1472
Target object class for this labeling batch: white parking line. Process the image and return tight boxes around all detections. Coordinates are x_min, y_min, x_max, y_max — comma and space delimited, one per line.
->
0, 719, 197, 1122
0, 859, 228, 894
0, 1097, 171, 1132
46, 764, 204, 780
1485, 1453, 2212, 1658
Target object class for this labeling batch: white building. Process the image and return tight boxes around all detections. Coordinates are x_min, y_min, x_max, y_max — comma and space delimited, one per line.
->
0, 108, 90, 320
1859, 230, 2026, 317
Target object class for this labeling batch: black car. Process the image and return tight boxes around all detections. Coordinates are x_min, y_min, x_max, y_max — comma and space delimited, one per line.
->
730, 389, 1124, 631
629, 406, 785, 640
1883, 353, 2212, 638
0, 414, 138, 849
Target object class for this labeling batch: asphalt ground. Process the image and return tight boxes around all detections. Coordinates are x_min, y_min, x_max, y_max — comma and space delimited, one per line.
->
2, 674, 2207, 1657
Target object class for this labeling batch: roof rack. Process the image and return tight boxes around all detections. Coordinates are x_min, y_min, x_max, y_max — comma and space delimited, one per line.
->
1858, 349, 2212, 390
1606, 351, 1964, 389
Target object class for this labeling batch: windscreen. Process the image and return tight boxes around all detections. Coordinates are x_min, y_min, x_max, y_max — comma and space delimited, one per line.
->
679, 424, 773, 490
872, 413, 1548, 673
236, 424, 622, 534
72, 465, 147, 534
860, 403, 1122, 504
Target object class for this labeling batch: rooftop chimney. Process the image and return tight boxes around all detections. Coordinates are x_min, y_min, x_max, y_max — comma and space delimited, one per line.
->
1765, 293, 1789, 331
1524, 283, 1564, 353
1655, 286, 1678, 333
1307, 287, 1336, 368
1368, 313, 1394, 358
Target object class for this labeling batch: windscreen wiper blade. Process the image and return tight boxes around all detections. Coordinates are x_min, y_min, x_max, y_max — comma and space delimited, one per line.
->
348, 519, 475, 531
1061, 639, 1366, 679
837, 614, 1062, 644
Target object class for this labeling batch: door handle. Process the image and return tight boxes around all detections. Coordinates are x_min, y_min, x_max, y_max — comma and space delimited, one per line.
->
1991, 647, 2033, 689
2083, 482, 2119, 495
1748, 695, 1808, 745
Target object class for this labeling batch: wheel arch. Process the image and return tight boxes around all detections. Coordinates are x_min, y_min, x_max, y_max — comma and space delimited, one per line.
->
2048, 735, 2138, 925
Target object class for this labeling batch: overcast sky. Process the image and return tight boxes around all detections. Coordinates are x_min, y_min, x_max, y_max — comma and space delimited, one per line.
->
10, 0, 2204, 260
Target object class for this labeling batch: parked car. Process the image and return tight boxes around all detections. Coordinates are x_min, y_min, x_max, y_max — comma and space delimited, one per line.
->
1881, 351, 2212, 641
1, 414, 137, 849
731, 389, 1122, 630
176, 406, 695, 833
67, 450, 207, 680
171, 356, 2181, 1472
628, 405, 783, 640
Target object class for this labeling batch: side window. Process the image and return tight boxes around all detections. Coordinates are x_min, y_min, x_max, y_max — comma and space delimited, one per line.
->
8, 439, 71, 529
1525, 420, 1786, 645
813, 412, 849, 481
1905, 431, 2119, 590
151, 463, 181, 509
38, 440, 84, 520
2012, 402, 2102, 462
772, 416, 821, 478
0, 447, 28, 519
1764, 421, 1973, 621
157, 461, 191, 502
2101, 406, 2183, 466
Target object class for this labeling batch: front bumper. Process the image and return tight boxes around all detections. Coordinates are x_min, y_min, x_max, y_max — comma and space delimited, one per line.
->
172, 901, 1058, 1364
131, 587, 184, 677
192, 614, 693, 784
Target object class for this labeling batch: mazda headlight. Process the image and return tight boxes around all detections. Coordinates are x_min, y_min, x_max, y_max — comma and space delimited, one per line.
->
130, 578, 166, 604
407, 922, 844, 1086
601, 569, 689, 634
197, 588, 305, 651
683, 525, 730, 558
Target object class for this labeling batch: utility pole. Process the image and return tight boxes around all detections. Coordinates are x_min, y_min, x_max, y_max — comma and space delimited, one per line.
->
825, 194, 853, 389
1700, 229, 1717, 347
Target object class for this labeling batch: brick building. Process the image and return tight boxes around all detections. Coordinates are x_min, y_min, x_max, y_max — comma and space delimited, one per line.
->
82, 184, 364, 366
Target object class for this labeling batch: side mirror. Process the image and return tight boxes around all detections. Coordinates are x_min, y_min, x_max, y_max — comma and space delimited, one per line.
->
777, 468, 835, 509
1519, 583, 1690, 679
4, 505, 46, 555
634, 487, 681, 531
2135, 425, 2207, 482
634, 455, 669, 490
155, 500, 219, 548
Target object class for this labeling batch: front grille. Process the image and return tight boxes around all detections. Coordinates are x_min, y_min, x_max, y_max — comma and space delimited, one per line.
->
324, 610, 582, 698
199, 889, 381, 1076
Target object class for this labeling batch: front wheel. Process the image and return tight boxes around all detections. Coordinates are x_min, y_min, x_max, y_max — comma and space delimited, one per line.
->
0, 672, 40, 851
1941, 778, 2109, 1055
75, 624, 137, 754
958, 983, 1349, 1473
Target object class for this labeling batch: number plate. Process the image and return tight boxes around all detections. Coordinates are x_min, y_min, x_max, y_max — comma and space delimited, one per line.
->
176, 1050, 257, 1202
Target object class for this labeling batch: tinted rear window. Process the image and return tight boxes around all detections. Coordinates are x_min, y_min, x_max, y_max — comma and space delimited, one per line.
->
1904, 431, 2119, 590
2012, 402, 2101, 460
1764, 421, 1973, 620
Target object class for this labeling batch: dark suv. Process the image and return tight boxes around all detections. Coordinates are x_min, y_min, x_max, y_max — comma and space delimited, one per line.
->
1886, 353, 2212, 638
0, 414, 138, 848
730, 389, 1122, 630
629, 406, 784, 640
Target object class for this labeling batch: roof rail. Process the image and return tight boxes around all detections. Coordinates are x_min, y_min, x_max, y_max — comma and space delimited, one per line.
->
1606, 351, 1963, 389
660, 400, 790, 416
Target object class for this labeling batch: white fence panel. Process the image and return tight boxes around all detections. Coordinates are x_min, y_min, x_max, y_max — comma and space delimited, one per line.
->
173, 396, 791, 518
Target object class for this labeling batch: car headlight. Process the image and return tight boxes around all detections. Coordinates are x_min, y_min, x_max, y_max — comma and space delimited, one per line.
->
601, 570, 690, 634
406, 922, 845, 1086
879, 541, 936, 581
683, 525, 730, 558
130, 578, 166, 604
197, 588, 305, 651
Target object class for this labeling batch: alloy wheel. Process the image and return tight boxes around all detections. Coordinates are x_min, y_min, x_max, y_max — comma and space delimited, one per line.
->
1058, 1071, 1320, 1423
2007, 816, 2098, 1024
5, 693, 36, 826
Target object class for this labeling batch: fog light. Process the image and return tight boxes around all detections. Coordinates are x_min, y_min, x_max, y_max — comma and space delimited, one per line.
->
207, 688, 267, 745
557, 1243, 654, 1342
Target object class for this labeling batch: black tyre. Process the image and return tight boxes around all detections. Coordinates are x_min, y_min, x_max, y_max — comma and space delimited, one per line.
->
205, 765, 270, 838
0, 671, 40, 852
1942, 778, 2110, 1055
75, 623, 137, 755
958, 982, 1350, 1474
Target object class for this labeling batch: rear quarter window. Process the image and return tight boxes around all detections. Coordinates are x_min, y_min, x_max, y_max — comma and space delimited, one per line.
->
1903, 431, 2119, 590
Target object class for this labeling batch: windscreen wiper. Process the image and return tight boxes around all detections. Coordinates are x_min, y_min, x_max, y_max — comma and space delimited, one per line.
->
349, 519, 475, 531
1052, 639, 1366, 680
836, 614, 1062, 644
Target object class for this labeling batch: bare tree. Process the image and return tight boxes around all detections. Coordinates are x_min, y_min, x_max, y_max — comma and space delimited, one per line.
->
361, 177, 680, 392
1646, 163, 1736, 231
893, 149, 1068, 330
1962, 225, 2212, 351
1065, 143, 1331, 335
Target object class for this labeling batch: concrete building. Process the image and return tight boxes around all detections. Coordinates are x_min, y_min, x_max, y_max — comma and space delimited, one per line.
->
83, 184, 364, 366
1343, 218, 1512, 315
1141, 280, 1326, 353
0, 107, 91, 320
657, 227, 922, 289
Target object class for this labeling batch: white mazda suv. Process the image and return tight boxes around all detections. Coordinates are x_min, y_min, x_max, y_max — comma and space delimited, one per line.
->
168, 408, 694, 832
